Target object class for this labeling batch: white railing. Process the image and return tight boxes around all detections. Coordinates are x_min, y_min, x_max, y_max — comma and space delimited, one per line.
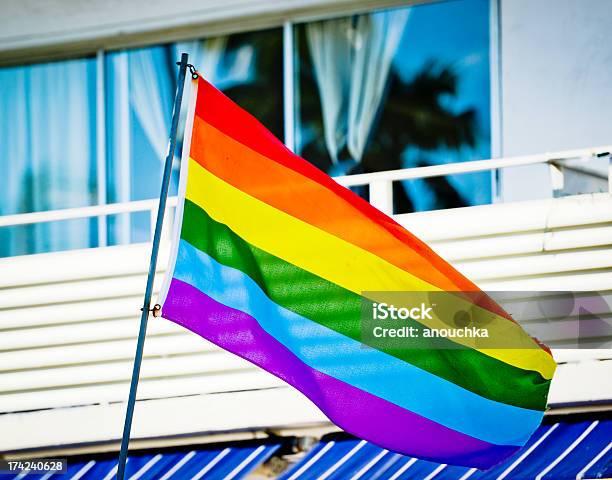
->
0, 145, 610, 246
336, 145, 612, 214
0, 197, 179, 246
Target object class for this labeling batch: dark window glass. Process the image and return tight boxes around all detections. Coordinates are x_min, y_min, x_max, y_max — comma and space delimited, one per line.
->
295, 0, 491, 213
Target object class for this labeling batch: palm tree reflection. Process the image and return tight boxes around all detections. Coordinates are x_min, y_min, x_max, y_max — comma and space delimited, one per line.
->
218, 29, 478, 214
299, 61, 477, 214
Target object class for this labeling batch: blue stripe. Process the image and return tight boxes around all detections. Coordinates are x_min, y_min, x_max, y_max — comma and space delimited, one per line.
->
171, 239, 543, 446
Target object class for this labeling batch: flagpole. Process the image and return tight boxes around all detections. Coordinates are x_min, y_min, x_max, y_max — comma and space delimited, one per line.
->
116, 52, 190, 480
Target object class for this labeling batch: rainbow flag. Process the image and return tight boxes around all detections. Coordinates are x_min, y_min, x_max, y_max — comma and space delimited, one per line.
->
159, 78, 556, 469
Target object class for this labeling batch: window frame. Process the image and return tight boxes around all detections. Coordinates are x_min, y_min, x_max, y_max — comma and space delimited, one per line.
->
4, 0, 501, 249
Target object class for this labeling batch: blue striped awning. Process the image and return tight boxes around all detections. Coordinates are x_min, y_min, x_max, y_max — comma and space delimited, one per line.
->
1, 442, 280, 480
280, 419, 611, 480
1, 419, 609, 479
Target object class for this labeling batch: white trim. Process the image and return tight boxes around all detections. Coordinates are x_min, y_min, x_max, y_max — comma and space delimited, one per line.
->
350, 449, 388, 480
388, 458, 417, 480
497, 423, 560, 480
287, 441, 336, 480
191, 448, 231, 480
319, 440, 367, 480
335, 145, 612, 186
157, 77, 197, 307
0, 0, 419, 64
158, 450, 196, 480
576, 441, 612, 480
224, 444, 267, 480
283, 21, 296, 152
535, 421, 599, 480
0, 197, 176, 227
128, 454, 163, 480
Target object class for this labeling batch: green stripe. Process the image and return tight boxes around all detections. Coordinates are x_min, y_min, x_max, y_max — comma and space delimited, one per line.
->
181, 199, 550, 410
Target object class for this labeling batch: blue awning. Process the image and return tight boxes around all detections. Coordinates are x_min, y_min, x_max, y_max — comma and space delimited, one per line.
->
1, 419, 609, 479
279, 419, 611, 480
1, 442, 280, 479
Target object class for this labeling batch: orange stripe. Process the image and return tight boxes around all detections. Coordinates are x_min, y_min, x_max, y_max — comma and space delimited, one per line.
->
190, 116, 492, 297
193, 81, 516, 320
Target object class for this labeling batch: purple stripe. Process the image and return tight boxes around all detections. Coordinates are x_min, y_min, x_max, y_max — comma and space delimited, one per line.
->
163, 278, 518, 468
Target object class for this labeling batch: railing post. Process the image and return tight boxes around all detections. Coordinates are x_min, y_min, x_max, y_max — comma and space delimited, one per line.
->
370, 179, 394, 215
549, 163, 565, 198
608, 156, 612, 195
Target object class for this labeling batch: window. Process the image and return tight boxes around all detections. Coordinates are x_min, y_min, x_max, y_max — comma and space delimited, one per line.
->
0, 28, 282, 256
105, 29, 283, 245
0, 0, 491, 256
295, 0, 491, 213
0, 57, 98, 256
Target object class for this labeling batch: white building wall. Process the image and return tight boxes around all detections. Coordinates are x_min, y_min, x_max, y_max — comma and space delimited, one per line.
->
499, 0, 612, 201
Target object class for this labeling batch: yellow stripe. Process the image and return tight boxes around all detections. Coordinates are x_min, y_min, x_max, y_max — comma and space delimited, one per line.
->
185, 159, 556, 379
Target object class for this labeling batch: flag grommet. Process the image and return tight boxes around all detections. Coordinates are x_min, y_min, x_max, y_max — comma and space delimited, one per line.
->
139, 304, 162, 317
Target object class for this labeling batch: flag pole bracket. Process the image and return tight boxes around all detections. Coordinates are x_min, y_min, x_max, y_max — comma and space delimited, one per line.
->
140, 304, 162, 317
177, 62, 199, 79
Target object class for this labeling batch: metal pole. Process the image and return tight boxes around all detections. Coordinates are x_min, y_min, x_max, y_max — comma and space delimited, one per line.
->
282, 21, 295, 152
116, 52, 190, 480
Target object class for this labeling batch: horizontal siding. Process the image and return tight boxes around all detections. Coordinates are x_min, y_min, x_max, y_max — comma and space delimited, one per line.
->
0, 192, 611, 451
398, 193, 612, 348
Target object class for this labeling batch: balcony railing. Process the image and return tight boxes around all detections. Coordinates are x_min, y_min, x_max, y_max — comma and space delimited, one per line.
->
0, 145, 610, 249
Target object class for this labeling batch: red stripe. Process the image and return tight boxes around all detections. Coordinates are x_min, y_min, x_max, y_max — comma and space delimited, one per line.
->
194, 78, 517, 322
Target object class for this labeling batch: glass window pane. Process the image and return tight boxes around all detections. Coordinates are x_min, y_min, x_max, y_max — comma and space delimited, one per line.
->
295, 0, 491, 213
178, 29, 284, 139
105, 27, 283, 244
0, 57, 98, 256
105, 45, 176, 245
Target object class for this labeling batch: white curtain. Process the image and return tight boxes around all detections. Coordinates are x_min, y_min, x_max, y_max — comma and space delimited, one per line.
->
0, 59, 96, 256
107, 51, 133, 244
176, 37, 254, 88
172, 36, 254, 161
129, 49, 173, 166
306, 17, 353, 164
306, 9, 410, 168
129, 37, 253, 169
